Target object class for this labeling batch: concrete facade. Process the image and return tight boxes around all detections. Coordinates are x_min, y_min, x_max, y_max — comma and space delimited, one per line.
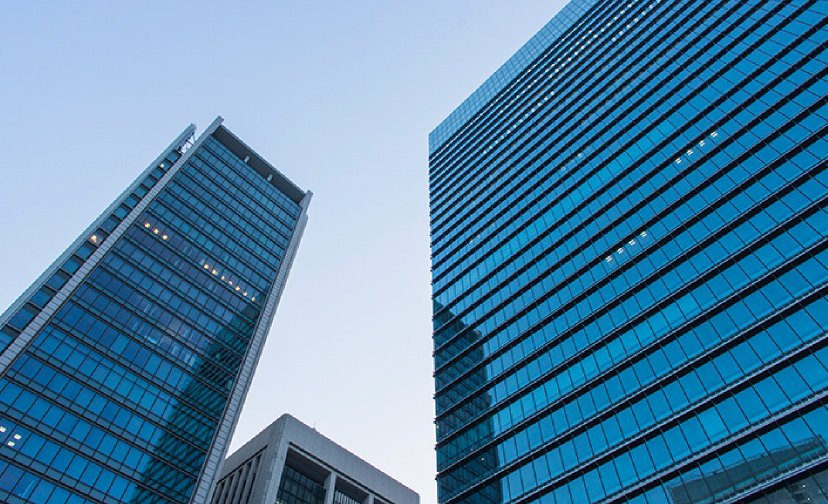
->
210, 415, 419, 504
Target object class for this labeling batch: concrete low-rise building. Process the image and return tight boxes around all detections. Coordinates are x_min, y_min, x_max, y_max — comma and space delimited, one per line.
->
209, 415, 418, 504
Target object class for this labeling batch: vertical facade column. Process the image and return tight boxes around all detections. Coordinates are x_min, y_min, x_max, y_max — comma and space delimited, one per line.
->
324, 472, 338, 504
364, 494, 375, 504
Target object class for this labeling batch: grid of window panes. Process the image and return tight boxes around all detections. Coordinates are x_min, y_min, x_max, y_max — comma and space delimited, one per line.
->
428, 0, 600, 153
429, 1, 828, 504
276, 466, 326, 504
0, 133, 301, 503
0, 147, 186, 353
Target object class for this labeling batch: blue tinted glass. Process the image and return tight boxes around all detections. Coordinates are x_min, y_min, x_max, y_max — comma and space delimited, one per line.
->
430, 1, 828, 503
0, 125, 306, 504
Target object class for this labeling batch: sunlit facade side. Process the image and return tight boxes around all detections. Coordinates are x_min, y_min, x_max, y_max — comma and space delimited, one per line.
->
0, 118, 310, 504
429, 1, 828, 504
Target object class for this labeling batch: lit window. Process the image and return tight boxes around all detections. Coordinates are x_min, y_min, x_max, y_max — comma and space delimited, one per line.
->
153, 229, 159, 235
0, 426, 5, 433
12, 434, 20, 440
90, 235, 98, 243
204, 264, 210, 270
144, 223, 151, 228
641, 231, 647, 237
606, 257, 613, 262
162, 235, 168, 240
617, 248, 624, 254
7, 442, 14, 447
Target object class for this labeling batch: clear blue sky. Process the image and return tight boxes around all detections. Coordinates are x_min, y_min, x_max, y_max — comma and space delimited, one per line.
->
0, 2, 566, 503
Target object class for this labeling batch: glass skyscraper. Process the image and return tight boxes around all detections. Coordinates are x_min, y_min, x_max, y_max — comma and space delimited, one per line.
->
429, 2, 828, 504
0, 117, 310, 504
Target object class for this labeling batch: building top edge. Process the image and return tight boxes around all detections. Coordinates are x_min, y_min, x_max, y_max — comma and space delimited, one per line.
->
211, 123, 307, 205
428, 0, 599, 155
222, 414, 419, 504
281, 415, 420, 503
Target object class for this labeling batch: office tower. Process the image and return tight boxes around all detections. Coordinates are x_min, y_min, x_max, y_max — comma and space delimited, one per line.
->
429, 1, 828, 504
210, 414, 419, 504
0, 117, 310, 504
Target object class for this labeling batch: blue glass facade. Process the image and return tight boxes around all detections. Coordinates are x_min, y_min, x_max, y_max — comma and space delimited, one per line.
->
429, 1, 828, 504
0, 118, 310, 504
